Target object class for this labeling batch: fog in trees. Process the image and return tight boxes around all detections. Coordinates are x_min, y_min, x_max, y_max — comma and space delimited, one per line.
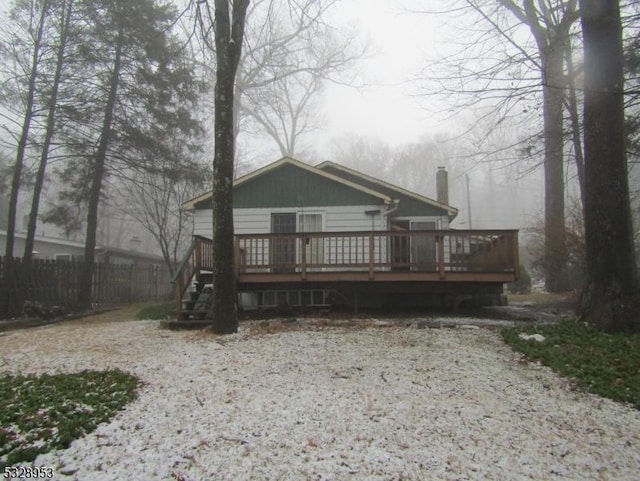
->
1, 0, 50, 260
0, 0, 205, 309
184, 0, 366, 175
411, 0, 582, 292
236, 0, 365, 162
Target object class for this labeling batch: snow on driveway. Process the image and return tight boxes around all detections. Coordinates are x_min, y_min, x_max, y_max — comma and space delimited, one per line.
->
1, 318, 639, 480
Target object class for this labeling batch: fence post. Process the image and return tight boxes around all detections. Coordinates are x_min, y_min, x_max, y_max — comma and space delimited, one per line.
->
154, 264, 158, 301
0, 257, 8, 318
129, 263, 135, 303
512, 231, 520, 277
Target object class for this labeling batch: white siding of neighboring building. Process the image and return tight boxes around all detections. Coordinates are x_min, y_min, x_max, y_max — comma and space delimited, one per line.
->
0, 230, 85, 260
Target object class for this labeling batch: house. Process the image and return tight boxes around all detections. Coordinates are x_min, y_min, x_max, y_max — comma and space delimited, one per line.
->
177, 157, 518, 317
185, 157, 457, 238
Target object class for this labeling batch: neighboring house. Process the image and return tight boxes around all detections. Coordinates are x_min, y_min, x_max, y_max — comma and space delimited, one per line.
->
177, 157, 518, 317
0, 230, 164, 266
0, 230, 172, 318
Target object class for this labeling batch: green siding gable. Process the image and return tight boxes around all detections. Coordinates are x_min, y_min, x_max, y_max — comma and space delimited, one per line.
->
392, 196, 445, 217
195, 163, 385, 209
320, 165, 447, 217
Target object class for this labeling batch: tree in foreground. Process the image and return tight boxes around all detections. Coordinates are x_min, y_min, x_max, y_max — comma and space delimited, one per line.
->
208, 0, 250, 334
578, 0, 638, 332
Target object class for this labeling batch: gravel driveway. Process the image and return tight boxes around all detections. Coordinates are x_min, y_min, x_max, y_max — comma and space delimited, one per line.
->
1, 317, 639, 480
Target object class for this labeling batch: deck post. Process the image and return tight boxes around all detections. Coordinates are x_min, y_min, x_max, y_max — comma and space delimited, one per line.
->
368, 232, 374, 280
438, 234, 445, 279
512, 232, 520, 278
301, 236, 307, 280
234, 238, 241, 276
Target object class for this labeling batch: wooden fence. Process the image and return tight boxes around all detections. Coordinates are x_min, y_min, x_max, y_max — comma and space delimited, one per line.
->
0, 256, 173, 319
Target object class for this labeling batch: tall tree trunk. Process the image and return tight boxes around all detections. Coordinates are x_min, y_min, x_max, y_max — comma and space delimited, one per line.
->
77, 25, 123, 310
543, 47, 569, 292
5, 0, 50, 259
564, 44, 586, 213
578, 0, 638, 332
498, 0, 577, 292
24, 0, 74, 273
209, 0, 249, 334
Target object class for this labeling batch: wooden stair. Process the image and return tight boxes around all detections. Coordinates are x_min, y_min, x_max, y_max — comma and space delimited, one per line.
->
173, 236, 215, 321
179, 272, 213, 320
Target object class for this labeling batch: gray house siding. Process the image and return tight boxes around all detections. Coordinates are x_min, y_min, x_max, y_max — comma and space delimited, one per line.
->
192, 204, 389, 239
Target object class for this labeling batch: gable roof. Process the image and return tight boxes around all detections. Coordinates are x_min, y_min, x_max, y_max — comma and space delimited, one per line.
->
316, 161, 458, 221
183, 157, 393, 211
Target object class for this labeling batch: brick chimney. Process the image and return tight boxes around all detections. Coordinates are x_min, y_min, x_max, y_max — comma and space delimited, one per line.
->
436, 166, 448, 205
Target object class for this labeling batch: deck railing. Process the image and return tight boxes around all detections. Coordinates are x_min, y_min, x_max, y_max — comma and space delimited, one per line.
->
177, 230, 518, 280
234, 229, 518, 278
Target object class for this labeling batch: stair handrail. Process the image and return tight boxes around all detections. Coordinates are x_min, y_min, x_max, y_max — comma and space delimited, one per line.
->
173, 236, 212, 320
170, 236, 198, 285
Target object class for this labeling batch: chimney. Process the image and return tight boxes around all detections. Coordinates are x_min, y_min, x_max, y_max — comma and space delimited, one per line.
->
436, 166, 449, 205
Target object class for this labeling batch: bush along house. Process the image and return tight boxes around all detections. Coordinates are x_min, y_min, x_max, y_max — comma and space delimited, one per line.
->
174, 157, 518, 319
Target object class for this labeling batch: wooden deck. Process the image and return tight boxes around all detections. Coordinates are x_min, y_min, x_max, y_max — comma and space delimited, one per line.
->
175, 230, 519, 316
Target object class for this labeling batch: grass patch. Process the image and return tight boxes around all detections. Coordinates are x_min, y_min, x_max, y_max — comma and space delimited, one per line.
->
0, 370, 140, 467
502, 320, 640, 409
136, 302, 176, 320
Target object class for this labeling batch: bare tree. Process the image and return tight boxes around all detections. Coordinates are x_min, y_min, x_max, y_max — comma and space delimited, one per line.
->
578, 0, 638, 332
0, 154, 9, 229
2, 0, 50, 259
497, 0, 578, 292
113, 161, 209, 277
236, 0, 364, 158
416, 0, 579, 292
564, 38, 586, 212
330, 132, 475, 215
189, 0, 363, 160
242, 71, 322, 157
331, 135, 396, 180
23, 0, 75, 273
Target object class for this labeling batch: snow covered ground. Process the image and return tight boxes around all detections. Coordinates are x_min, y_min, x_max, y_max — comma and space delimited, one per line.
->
1, 317, 639, 481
